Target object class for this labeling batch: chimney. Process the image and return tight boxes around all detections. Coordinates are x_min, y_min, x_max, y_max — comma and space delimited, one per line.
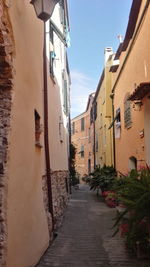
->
104, 47, 113, 64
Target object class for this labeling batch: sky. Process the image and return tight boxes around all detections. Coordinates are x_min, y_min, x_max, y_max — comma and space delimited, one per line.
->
67, 0, 133, 118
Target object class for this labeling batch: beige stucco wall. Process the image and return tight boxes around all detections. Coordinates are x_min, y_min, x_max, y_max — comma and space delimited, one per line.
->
6, 2, 49, 267
6, 1, 70, 265
113, 1, 150, 174
48, 77, 69, 171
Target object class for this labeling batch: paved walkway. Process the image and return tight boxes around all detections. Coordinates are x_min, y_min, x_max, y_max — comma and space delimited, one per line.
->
36, 185, 150, 267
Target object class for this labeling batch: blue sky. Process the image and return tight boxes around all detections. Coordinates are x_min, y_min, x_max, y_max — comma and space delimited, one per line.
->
67, 0, 133, 118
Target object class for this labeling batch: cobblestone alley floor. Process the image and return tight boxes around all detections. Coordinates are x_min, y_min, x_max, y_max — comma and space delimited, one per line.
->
36, 184, 150, 267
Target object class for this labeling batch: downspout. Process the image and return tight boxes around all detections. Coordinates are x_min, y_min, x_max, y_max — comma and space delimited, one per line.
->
110, 94, 116, 169
43, 22, 54, 230
68, 113, 72, 194
93, 107, 96, 169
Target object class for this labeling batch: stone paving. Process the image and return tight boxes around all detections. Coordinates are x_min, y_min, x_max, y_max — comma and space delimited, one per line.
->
36, 185, 150, 267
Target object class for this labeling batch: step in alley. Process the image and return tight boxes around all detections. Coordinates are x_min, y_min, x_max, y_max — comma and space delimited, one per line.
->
36, 185, 150, 267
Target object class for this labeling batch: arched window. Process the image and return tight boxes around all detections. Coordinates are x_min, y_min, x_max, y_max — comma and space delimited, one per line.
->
124, 94, 132, 128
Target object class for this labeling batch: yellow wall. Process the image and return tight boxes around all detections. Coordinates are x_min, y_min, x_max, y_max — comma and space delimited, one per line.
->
95, 55, 114, 167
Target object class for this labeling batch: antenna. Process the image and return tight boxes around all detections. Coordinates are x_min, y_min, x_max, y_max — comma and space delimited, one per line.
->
117, 35, 123, 43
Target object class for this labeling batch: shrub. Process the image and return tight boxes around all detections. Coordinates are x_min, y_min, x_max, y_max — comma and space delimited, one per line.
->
112, 168, 150, 254
87, 165, 116, 193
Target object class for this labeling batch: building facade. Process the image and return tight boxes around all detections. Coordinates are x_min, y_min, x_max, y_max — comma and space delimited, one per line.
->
0, 1, 70, 267
93, 48, 114, 168
71, 93, 95, 182
110, 0, 150, 174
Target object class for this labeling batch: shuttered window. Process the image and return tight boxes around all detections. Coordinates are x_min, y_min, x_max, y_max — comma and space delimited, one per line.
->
124, 98, 132, 128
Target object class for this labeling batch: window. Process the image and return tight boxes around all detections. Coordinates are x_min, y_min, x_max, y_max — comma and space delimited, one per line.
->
50, 22, 54, 44
90, 108, 93, 124
115, 108, 121, 139
50, 51, 55, 77
96, 135, 98, 152
49, 22, 56, 77
94, 102, 97, 120
81, 117, 85, 131
129, 156, 137, 170
80, 145, 84, 158
72, 122, 75, 135
34, 110, 42, 147
103, 125, 106, 145
62, 70, 68, 115
59, 1, 65, 25
88, 159, 91, 174
59, 116, 64, 143
124, 96, 132, 128
116, 108, 121, 123
88, 128, 91, 143
108, 108, 120, 130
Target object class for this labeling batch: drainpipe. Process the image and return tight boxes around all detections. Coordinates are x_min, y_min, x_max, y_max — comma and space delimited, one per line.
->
43, 21, 54, 230
68, 113, 72, 194
93, 109, 96, 169
110, 93, 116, 169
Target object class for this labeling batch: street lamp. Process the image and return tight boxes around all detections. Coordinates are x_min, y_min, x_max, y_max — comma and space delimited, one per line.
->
30, 0, 59, 21
30, 0, 59, 231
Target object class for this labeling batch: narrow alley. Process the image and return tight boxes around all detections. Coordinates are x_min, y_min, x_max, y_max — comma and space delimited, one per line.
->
36, 185, 150, 267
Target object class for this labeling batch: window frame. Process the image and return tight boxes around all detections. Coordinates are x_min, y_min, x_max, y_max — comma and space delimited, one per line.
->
81, 117, 85, 131
80, 145, 84, 158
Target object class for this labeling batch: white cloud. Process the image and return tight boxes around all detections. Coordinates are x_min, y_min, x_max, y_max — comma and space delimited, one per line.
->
70, 70, 97, 118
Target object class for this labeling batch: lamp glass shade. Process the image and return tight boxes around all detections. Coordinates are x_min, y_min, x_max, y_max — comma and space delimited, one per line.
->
31, 0, 58, 21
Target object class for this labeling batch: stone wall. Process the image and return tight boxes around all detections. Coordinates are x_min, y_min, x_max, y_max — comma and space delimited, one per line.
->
42, 175, 53, 236
42, 170, 69, 232
51, 170, 69, 229
0, 1, 14, 266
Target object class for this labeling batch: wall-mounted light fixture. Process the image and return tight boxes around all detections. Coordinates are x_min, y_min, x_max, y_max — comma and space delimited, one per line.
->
30, 0, 59, 21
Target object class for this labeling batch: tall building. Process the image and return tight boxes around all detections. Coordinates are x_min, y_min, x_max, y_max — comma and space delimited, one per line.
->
0, 1, 70, 266
110, 0, 150, 174
93, 48, 114, 167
